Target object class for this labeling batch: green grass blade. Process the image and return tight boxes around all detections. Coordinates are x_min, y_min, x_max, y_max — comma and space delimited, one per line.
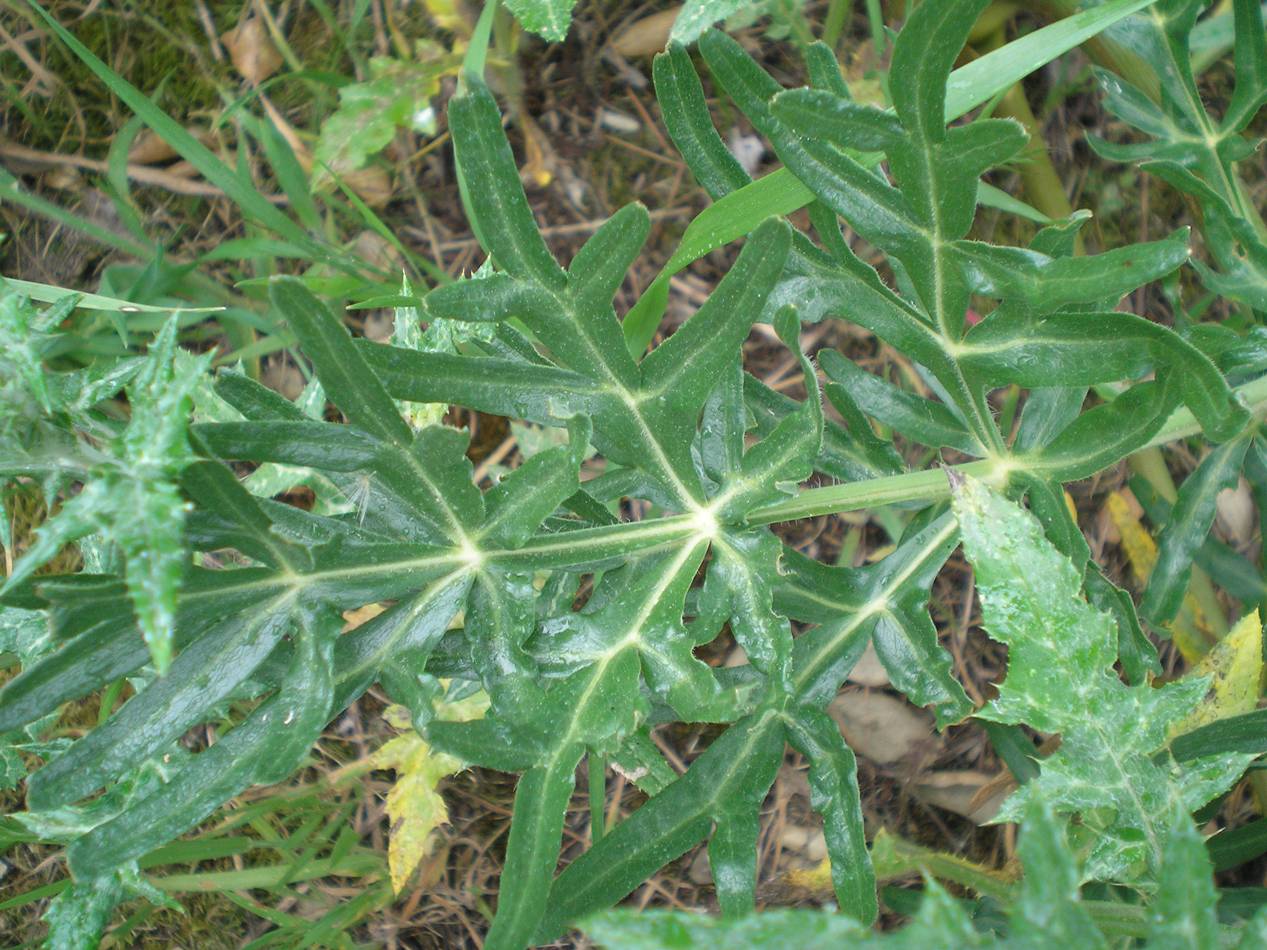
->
24, 0, 341, 270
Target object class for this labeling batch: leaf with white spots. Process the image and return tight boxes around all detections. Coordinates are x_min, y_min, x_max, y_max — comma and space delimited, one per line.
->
952, 473, 1249, 881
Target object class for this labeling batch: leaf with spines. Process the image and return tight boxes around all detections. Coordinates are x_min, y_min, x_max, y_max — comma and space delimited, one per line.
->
579, 797, 1243, 948
951, 473, 1249, 881
7, 4, 1265, 947
502, 0, 579, 42
1, 315, 208, 674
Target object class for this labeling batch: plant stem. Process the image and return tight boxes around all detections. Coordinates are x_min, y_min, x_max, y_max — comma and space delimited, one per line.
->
751, 373, 1267, 525
823, 0, 850, 49
462, 0, 498, 83
863, 0, 887, 54
871, 829, 1018, 903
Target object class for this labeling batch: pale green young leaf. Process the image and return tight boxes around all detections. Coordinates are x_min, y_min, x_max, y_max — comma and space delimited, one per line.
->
708, 807, 761, 917
2, 317, 207, 674
671, 0, 753, 44
1008, 797, 1106, 948
1148, 805, 1221, 949
503, 0, 579, 41
312, 55, 454, 188
950, 474, 1243, 880
44, 871, 124, 950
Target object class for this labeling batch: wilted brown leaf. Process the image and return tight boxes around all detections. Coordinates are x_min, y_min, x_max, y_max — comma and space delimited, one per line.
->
609, 8, 681, 57
222, 17, 283, 86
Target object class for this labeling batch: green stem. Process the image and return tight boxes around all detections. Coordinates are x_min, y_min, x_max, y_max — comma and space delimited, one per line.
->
97, 679, 127, 727
751, 460, 1000, 524
750, 373, 1267, 525
462, 0, 498, 84
871, 829, 1017, 903
823, 0, 850, 49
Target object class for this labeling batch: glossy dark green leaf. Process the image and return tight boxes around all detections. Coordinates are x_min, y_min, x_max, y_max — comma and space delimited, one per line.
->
771, 88, 902, 154
537, 713, 785, 943
485, 755, 582, 950
270, 276, 410, 445
448, 79, 566, 290
1019, 474, 1091, 572
26, 601, 295, 810
331, 575, 472, 711
1207, 818, 1267, 872
951, 228, 1191, 312
357, 341, 606, 425
746, 373, 904, 483
426, 717, 540, 773
13, 4, 1265, 943
178, 461, 310, 570
703, 530, 792, 689
1028, 378, 1179, 481
820, 350, 979, 455
960, 310, 1246, 442
708, 807, 760, 917
888, 0, 991, 143
0, 569, 281, 734
1130, 473, 1267, 608
785, 707, 876, 923
191, 420, 383, 471
1014, 387, 1089, 453
1171, 707, 1267, 763
1141, 435, 1253, 624
653, 43, 749, 200
638, 219, 791, 480
67, 602, 338, 878
784, 512, 966, 723
569, 203, 651, 320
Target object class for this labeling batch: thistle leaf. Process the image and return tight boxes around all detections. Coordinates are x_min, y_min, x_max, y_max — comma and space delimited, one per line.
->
951, 473, 1247, 880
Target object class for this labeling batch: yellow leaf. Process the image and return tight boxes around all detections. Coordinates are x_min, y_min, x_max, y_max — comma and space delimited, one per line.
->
423, 0, 469, 35
372, 732, 461, 894
1063, 489, 1078, 525
342, 602, 386, 632
781, 858, 833, 898
369, 691, 489, 894
1173, 611, 1264, 736
1103, 490, 1213, 664
1105, 490, 1155, 585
